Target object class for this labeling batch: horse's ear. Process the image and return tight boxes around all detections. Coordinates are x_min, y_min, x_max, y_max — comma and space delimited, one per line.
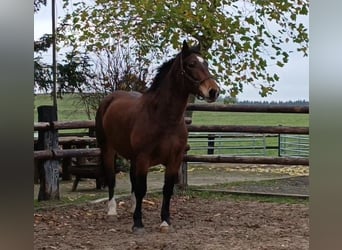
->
193, 42, 201, 53
182, 40, 189, 52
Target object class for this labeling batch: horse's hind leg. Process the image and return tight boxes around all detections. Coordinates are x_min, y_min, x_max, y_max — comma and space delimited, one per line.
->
102, 146, 117, 215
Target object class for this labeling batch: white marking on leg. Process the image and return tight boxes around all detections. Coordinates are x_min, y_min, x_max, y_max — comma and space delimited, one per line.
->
160, 221, 170, 232
130, 192, 136, 213
108, 197, 117, 216
160, 221, 169, 227
196, 55, 204, 63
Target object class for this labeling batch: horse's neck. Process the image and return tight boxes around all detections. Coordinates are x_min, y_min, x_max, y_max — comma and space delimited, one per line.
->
148, 74, 189, 124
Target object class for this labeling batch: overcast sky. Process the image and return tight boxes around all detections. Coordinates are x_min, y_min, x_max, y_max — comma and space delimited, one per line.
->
34, 2, 309, 102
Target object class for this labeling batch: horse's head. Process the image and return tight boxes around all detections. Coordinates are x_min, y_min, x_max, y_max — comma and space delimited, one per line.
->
180, 40, 220, 103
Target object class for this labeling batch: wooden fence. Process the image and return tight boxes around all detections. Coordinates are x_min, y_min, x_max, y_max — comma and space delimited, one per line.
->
34, 104, 309, 200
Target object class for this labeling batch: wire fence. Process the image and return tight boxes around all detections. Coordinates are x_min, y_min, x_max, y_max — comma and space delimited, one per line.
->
279, 134, 309, 158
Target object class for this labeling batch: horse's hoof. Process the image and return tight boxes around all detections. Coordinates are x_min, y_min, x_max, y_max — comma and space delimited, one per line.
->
132, 226, 145, 235
107, 209, 118, 216
108, 198, 117, 216
159, 221, 170, 233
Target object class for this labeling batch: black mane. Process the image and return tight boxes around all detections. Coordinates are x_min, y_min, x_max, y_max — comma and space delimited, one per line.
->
147, 58, 176, 92
147, 45, 201, 92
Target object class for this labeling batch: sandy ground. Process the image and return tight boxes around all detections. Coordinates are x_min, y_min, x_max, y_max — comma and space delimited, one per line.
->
34, 164, 309, 250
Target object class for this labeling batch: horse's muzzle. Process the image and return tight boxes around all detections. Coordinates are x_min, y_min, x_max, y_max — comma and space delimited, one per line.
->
198, 78, 220, 103
208, 88, 219, 102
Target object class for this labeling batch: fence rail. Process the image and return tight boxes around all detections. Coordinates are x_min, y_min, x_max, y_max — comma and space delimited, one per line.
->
184, 154, 309, 165
34, 104, 309, 200
279, 134, 309, 157
186, 103, 309, 113
187, 124, 308, 134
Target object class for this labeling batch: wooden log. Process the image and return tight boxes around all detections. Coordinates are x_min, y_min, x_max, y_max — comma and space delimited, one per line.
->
36, 106, 60, 201
186, 103, 309, 113
33, 122, 50, 131
34, 150, 53, 159
68, 164, 103, 191
187, 125, 309, 135
53, 120, 95, 130
69, 164, 100, 176
58, 136, 97, 145
61, 144, 72, 181
188, 133, 278, 139
34, 147, 309, 166
33, 148, 101, 160
184, 155, 309, 165
34, 159, 39, 184
52, 148, 101, 158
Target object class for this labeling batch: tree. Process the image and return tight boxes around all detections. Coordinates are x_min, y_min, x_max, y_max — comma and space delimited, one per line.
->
71, 45, 148, 119
59, 0, 309, 97
34, 0, 51, 94
34, 0, 47, 12
34, 1, 148, 118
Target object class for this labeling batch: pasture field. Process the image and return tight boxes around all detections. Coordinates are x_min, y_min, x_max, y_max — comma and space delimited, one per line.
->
34, 94, 309, 125
34, 94, 309, 157
34, 94, 90, 122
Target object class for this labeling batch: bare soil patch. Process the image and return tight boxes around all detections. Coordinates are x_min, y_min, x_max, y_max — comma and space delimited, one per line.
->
34, 164, 309, 249
34, 194, 308, 250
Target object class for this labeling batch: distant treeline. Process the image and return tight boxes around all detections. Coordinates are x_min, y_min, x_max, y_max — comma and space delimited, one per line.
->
221, 96, 309, 106
236, 100, 309, 106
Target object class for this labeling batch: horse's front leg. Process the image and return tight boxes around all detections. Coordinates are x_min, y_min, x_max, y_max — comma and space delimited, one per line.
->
160, 160, 181, 232
131, 157, 149, 234
129, 162, 136, 213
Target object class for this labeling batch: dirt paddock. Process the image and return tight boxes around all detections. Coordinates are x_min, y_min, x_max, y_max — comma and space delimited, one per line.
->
34, 165, 309, 249
34, 194, 308, 250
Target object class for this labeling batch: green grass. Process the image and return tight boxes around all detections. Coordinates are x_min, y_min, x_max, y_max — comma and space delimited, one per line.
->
193, 111, 308, 126
34, 94, 91, 122
34, 94, 309, 125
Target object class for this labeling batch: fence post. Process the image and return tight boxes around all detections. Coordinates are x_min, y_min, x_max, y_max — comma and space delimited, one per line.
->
278, 125, 282, 157
178, 143, 190, 190
178, 161, 188, 190
61, 143, 72, 181
37, 105, 60, 201
207, 134, 215, 155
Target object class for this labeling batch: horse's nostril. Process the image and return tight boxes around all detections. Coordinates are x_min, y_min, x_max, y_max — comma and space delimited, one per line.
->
209, 89, 218, 100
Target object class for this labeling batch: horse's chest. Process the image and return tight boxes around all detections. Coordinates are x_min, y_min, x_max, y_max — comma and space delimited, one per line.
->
150, 134, 186, 164
132, 126, 187, 162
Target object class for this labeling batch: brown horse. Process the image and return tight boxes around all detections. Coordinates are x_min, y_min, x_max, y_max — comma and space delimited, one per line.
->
95, 40, 220, 233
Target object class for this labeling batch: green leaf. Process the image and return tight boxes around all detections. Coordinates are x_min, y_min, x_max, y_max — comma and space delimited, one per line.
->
276, 61, 284, 67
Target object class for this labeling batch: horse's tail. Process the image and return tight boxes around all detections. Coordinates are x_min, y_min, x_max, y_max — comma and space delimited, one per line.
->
95, 94, 115, 187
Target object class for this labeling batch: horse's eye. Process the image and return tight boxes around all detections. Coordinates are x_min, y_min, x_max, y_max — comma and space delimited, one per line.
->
187, 61, 196, 68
